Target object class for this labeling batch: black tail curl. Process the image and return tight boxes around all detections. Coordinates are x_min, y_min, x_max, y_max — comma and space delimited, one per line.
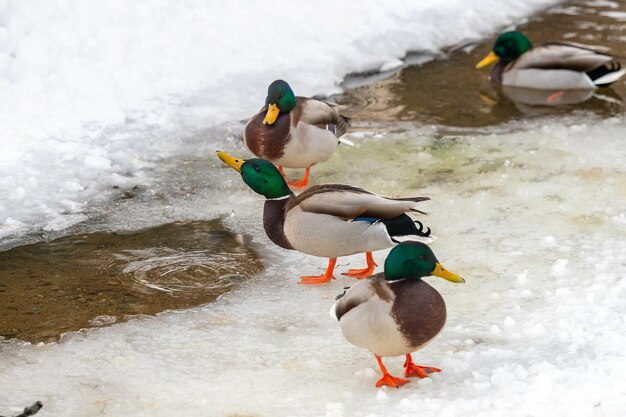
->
413, 220, 431, 237
383, 214, 432, 242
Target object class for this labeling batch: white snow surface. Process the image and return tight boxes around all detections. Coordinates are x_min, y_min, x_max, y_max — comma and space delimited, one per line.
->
0, 0, 559, 240
1, 117, 626, 416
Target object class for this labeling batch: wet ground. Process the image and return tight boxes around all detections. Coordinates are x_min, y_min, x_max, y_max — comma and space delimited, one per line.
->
1, 0, 625, 345
338, 0, 626, 127
0, 220, 263, 343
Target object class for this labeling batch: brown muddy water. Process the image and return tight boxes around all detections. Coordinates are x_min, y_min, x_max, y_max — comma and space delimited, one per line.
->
339, 0, 626, 127
0, 221, 263, 343
2, 0, 625, 343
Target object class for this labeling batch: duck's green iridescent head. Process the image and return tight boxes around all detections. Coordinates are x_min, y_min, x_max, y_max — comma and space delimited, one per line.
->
476, 31, 532, 69
384, 241, 465, 283
216, 151, 292, 199
263, 79, 297, 126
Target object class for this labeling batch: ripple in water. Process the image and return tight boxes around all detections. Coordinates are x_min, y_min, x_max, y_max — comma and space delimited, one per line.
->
0, 220, 264, 343
119, 248, 250, 294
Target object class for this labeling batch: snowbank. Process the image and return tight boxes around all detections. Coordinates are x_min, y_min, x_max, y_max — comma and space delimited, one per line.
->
0, 0, 558, 240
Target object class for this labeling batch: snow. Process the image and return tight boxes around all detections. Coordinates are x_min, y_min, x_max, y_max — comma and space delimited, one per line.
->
0, 0, 559, 242
1, 117, 626, 416
3, 1, 626, 415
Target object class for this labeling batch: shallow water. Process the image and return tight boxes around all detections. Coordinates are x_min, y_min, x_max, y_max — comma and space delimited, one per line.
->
339, 0, 626, 126
0, 221, 263, 343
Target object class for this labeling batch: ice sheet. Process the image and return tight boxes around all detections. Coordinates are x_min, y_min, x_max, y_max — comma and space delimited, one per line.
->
1, 117, 625, 416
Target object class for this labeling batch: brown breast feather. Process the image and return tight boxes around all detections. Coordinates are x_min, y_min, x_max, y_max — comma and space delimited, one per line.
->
244, 108, 292, 161
390, 279, 446, 349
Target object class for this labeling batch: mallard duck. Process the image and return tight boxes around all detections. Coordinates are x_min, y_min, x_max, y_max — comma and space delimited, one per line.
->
332, 241, 464, 388
476, 31, 625, 89
243, 80, 351, 189
216, 151, 431, 284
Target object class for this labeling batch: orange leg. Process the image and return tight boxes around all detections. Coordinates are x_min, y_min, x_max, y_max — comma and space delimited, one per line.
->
546, 91, 564, 104
286, 166, 311, 189
403, 353, 441, 378
342, 252, 377, 279
375, 355, 408, 388
300, 258, 337, 285
279, 166, 311, 189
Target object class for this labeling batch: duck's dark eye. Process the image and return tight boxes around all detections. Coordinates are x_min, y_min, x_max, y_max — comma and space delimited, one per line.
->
254, 166, 261, 173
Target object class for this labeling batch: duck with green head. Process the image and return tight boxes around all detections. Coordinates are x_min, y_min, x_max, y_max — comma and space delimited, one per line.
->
244, 80, 351, 189
217, 151, 432, 284
476, 31, 625, 89
332, 241, 465, 388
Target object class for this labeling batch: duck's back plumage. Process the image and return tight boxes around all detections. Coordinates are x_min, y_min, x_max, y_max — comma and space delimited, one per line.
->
497, 42, 625, 89
281, 185, 429, 258
287, 184, 428, 219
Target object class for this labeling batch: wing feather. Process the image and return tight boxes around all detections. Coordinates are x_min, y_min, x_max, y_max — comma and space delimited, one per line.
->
289, 184, 429, 220
514, 43, 614, 72
333, 275, 389, 321
292, 98, 350, 137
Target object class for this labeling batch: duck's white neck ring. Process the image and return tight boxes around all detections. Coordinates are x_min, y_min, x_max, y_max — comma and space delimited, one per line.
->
385, 278, 408, 283
268, 195, 291, 201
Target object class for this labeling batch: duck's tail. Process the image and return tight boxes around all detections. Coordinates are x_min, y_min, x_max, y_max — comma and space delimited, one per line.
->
587, 61, 626, 87
381, 214, 432, 243
335, 115, 351, 138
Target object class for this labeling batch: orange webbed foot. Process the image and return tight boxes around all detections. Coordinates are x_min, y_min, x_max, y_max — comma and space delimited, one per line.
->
376, 373, 409, 388
299, 274, 335, 285
342, 252, 377, 279
374, 355, 409, 388
404, 364, 441, 378
403, 354, 440, 378
342, 265, 376, 279
299, 258, 336, 285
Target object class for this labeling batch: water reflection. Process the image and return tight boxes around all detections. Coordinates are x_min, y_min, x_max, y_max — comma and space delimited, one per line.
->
338, 0, 626, 127
492, 85, 623, 115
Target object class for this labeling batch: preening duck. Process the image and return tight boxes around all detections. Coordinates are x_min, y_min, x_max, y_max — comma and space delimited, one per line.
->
243, 80, 351, 189
476, 31, 625, 89
216, 151, 431, 284
332, 241, 465, 388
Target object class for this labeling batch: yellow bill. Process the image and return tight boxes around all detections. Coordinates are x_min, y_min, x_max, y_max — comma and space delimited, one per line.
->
476, 51, 500, 69
216, 150, 245, 172
432, 263, 465, 283
263, 103, 280, 125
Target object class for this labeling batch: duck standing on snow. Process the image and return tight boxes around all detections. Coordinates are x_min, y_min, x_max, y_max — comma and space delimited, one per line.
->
476, 31, 625, 89
332, 241, 465, 388
244, 80, 351, 189
216, 151, 431, 284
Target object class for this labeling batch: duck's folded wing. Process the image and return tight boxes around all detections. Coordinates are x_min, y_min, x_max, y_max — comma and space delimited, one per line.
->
290, 184, 429, 220
293, 98, 350, 137
333, 276, 388, 321
514, 43, 614, 72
